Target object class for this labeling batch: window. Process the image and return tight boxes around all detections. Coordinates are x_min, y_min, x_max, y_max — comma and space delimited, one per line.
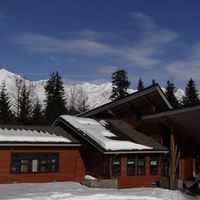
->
112, 157, 121, 176
150, 155, 159, 175
127, 155, 146, 176
32, 159, 38, 172
127, 156, 136, 176
137, 156, 145, 176
11, 153, 59, 174
21, 160, 29, 172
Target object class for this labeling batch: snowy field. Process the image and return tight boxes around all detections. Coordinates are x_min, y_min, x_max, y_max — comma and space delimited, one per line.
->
0, 182, 200, 200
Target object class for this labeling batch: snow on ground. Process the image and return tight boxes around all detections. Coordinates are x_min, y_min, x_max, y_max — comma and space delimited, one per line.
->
0, 182, 199, 200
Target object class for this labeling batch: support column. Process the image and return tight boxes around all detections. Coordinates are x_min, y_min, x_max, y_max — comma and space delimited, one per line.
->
169, 130, 176, 189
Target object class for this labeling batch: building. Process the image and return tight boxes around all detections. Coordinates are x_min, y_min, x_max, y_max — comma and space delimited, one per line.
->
78, 84, 200, 189
55, 115, 168, 188
0, 84, 199, 189
0, 126, 85, 184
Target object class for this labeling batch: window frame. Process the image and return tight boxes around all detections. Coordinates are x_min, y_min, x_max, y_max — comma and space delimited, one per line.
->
150, 155, 159, 175
127, 156, 136, 176
10, 152, 59, 174
136, 155, 146, 176
112, 156, 121, 176
126, 155, 146, 176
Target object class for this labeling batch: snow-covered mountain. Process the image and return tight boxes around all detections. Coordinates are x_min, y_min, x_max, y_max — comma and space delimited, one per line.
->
0, 69, 185, 110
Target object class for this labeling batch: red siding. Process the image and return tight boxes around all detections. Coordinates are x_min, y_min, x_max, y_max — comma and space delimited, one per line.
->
114, 155, 161, 188
0, 146, 85, 184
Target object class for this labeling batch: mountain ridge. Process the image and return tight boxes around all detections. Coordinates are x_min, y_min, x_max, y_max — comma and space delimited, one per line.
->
0, 68, 185, 110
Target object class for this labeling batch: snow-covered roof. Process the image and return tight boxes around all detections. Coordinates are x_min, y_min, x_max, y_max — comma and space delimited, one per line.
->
60, 115, 153, 151
0, 127, 71, 144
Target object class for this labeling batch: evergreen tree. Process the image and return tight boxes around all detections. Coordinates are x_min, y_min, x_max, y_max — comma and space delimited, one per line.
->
165, 80, 179, 108
183, 78, 199, 106
44, 71, 66, 124
151, 79, 157, 86
0, 83, 13, 124
137, 77, 144, 91
31, 99, 44, 125
110, 69, 130, 101
16, 81, 33, 125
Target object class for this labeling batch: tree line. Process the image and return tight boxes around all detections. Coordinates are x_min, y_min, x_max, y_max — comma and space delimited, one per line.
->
0, 72, 89, 125
110, 69, 200, 108
0, 69, 199, 125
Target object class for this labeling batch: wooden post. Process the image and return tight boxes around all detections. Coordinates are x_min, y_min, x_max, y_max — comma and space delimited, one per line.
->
169, 129, 176, 189
108, 155, 113, 178
175, 137, 185, 177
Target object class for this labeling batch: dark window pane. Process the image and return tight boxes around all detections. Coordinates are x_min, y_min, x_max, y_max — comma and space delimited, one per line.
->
112, 157, 121, 176
40, 160, 49, 172
127, 157, 135, 176
150, 155, 159, 175
137, 156, 145, 176
11, 160, 21, 173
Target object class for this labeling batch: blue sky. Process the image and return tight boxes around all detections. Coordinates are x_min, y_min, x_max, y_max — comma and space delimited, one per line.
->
1, 0, 200, 89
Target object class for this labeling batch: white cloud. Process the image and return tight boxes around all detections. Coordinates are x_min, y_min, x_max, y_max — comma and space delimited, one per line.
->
7, 12, 179, 70
166, 41, 200, 81
9, 33, 117, 56
128, 12, 157, 31
123, 12, 178, 68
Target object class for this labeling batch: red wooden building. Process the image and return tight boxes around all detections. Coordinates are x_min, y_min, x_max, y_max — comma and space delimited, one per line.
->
78, 84, 200, 189
55, 115, 168, 188
0, 84, 199, 189
0, 126, 85, 184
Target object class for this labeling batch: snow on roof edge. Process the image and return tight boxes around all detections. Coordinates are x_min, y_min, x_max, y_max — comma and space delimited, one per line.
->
0, 127, 71, 143
60, 115, 153, 151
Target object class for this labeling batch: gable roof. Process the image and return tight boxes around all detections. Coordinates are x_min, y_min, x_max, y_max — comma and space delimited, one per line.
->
78, 84, 172, 118
58, 115, 168, 154
142, 104, 200, 143
0, 125, 80, 146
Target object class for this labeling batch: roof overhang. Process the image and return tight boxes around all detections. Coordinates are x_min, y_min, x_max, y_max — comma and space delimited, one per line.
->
104, 150, 168, 154
78, 84, 172, 118
142, 104, 200, 143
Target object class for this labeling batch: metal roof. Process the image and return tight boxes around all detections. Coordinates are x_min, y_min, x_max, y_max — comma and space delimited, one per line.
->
0, 125, 80, 146
57, 116, 168, 154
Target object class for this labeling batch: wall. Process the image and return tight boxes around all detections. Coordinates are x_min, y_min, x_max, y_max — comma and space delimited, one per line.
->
113, 155, 162, 188
130, 119, 196, 181
0, 146, 85, 184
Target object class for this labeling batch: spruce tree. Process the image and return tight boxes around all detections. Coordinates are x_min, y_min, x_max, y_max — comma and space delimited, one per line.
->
165, 80, 179, 108
110, 69, 130, 101
151, 79, 157, 86
183, 78, 199, 106
0, 83, 13, 124
137, 77, 144, 91
31, 99, 44, 125
16, 81, 33, 125
44, 71, 66, 124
